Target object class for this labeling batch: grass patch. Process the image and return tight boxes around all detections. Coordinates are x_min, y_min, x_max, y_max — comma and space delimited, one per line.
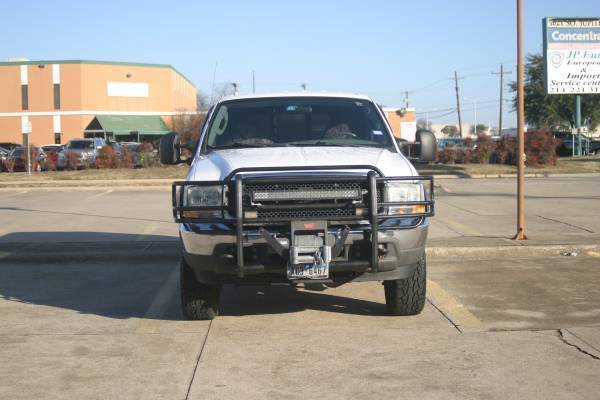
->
416, 156, 600, 176
0, 166, 188, 181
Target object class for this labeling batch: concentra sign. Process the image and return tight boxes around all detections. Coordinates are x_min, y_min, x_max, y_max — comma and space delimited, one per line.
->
543, 17, 600, 94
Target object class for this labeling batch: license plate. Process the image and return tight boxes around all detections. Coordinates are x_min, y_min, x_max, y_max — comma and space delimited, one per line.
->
287, 262, 329, 280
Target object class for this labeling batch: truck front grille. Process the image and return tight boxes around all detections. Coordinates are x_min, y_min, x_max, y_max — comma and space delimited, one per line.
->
233, 179, 382, 221
257, 207, 356, 219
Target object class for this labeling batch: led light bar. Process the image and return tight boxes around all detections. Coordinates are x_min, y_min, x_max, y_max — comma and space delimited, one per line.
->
252, 189, 361, 201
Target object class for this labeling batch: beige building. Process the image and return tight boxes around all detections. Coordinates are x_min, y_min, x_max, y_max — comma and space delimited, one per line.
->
383, 108, 417, 141
0, 59, 196, 145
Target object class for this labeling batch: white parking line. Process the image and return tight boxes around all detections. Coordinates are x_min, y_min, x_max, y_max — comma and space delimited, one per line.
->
135, 263, 180, 334
85, 189, 114, 200
0, 190, 29, 197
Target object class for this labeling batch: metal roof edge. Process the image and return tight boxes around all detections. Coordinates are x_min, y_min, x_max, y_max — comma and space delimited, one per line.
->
0, 59, 196, 88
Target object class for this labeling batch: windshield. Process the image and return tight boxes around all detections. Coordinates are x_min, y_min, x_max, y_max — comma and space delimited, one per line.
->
68, 140, 94, 150
203, 97, 394, 151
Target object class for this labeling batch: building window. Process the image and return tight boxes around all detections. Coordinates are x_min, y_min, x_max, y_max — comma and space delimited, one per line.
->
54, 132, 61, 144
53, 84, 60, 109
21, 85, 28, 110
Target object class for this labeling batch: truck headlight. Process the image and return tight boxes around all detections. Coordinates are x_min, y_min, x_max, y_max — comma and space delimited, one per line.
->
182, 185, 225, 218
384, 182, 426, 215
186, 186, 223, 207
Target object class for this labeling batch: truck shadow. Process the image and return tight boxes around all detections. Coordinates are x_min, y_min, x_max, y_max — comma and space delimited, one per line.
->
0, 231, 182, 321
0, 231, 387, 320
220, 284, 387, 316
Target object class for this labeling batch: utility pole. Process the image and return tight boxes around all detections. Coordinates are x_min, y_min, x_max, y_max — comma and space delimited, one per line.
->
513, 0, 526, 240
492, 64, 512, 136
252, 71, 256, 94
452, 71, 464, 136
575, 95, 582, 155
404, 91, 411, 109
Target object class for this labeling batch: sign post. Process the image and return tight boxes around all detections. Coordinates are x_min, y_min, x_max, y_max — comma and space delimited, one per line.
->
23, 121, 32, 176
513, 0, 526, 240
543, 17, 600, 156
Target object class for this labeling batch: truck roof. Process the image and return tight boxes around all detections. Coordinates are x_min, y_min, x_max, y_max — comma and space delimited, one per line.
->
219, 92, 374, 103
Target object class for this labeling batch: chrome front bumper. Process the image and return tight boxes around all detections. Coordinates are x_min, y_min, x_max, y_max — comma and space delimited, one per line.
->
180, 220, 428, 273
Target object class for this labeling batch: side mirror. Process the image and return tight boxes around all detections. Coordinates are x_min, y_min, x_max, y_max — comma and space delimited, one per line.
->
415, 129, 437, 162
160, 132, 181, 165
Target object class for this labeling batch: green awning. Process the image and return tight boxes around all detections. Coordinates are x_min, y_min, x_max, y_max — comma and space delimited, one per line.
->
84, 115, 170, 136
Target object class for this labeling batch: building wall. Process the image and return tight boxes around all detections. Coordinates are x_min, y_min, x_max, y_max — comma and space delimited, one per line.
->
0, 60, 197, 146
0, 64, 21, 112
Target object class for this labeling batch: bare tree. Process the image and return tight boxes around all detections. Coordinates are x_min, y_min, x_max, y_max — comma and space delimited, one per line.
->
169, 111, 206, 144
196, 89, 210, 111
211, 82, 236, 104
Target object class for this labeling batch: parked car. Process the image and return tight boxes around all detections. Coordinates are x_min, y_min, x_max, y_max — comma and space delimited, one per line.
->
119, 142, 157, 167
0, 147, 10, 171
57, 138, 110, 168
589, 140, 600, 155
553, 132, 593, 156
159, 93, 436, 320
0, 142, 21, 152
41, 144, 64, 168
4, 146, 47, 172
437, 137, 469, 150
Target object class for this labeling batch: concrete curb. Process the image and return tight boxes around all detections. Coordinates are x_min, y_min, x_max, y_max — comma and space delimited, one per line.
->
0, 241, 180, 263
0, 251, 180, 263
431, 172, 600, 179
2, 241, 598, 264
0, 178, 175, 189
427, 243, 600, 259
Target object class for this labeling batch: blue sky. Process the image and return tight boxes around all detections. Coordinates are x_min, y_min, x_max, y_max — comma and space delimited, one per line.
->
2, 0, 597, 127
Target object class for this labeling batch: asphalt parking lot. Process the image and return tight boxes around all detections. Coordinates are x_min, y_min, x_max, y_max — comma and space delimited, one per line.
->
1, 176, 599, 399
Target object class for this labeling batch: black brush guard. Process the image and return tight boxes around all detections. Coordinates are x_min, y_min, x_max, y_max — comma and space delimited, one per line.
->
172, 166, 434, 278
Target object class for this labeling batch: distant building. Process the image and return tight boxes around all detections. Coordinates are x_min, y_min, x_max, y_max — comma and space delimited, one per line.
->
383, 108, 416, 141
0, 59, 197, 145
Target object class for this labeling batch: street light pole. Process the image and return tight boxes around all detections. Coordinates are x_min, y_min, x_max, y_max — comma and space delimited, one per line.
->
473, 99, 477, 136
464, 97, 477, 136
513, 0, 527, 240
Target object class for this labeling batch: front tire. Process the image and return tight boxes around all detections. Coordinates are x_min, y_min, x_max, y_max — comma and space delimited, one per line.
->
180, 258, 221, 320
384, 256, 426, 316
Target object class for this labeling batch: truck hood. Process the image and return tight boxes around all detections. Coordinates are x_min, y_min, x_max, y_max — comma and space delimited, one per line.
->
187, 146, 417, 181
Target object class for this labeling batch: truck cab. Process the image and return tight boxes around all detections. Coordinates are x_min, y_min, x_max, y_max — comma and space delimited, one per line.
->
160, 93, 436, 320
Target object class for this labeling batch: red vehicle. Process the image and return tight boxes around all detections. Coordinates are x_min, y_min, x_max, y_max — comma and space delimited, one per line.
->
41, 144, 64, 167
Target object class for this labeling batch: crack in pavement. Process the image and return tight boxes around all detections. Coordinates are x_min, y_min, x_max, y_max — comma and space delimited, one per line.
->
426, 298, 463, 334
185, 320, 213, 400
536, 214, 595, 234
558, 329, 600, 361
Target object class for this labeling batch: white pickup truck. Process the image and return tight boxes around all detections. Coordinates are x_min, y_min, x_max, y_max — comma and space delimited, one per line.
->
160, 93, 436, 320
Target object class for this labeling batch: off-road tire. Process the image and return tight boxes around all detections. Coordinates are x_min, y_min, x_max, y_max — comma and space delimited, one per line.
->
180, 259, 220, 320
383, 256, 426, 316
